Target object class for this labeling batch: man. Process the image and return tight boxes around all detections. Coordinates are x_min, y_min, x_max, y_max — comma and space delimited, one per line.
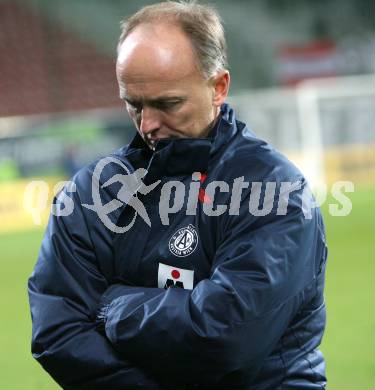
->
28, 1, 327, 388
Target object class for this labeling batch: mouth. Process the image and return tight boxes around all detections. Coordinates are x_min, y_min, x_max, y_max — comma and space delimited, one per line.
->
144, 134, 159, 150
143, 131, 181, 150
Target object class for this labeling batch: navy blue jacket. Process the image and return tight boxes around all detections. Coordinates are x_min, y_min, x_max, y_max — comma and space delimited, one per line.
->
28, 104, 327, 389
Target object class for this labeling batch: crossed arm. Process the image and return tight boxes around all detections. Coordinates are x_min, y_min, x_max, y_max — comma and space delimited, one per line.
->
28, 179, 326, 387
96, 195, 324, 385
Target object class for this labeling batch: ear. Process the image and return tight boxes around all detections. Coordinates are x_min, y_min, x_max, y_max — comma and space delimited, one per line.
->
212, 70, 230, 107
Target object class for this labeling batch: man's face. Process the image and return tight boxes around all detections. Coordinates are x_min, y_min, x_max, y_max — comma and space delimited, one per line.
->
116, 22, 229, 149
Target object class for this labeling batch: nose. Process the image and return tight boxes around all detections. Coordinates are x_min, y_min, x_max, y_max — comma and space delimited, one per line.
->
139, 106, 161, 136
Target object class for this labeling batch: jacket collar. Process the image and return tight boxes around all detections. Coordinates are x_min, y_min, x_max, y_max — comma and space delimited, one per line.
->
120, 103, 238, 177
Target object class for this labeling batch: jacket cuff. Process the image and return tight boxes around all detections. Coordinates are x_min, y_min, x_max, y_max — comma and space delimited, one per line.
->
95, 283, 141, 331
95, 284, 122, 331
95, 302, 110, 332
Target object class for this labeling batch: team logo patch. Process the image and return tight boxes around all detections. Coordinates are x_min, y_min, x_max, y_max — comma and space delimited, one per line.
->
158, 263, 194, 290
169, 224, 198, 257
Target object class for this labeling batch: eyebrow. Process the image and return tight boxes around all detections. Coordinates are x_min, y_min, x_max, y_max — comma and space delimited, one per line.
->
123, 96, 187, 106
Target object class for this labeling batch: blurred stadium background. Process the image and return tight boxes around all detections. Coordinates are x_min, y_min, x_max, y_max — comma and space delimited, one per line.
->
0, 0, 374, 388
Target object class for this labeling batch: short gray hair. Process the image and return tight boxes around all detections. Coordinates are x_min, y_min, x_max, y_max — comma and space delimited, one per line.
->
118, 1, 228, 78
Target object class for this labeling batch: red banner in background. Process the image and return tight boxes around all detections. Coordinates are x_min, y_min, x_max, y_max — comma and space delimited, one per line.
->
278, 40, 340, 86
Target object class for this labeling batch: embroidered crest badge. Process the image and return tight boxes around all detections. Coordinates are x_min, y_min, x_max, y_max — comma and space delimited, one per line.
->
169, 224, 198, 257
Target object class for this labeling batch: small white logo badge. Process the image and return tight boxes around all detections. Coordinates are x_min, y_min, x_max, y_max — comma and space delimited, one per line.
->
169, 224, 198, 257
158, 263, 194, 290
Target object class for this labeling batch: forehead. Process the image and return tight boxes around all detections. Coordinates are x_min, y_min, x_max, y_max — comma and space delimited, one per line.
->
118, 73, 203, 102
116, 22, 202, 97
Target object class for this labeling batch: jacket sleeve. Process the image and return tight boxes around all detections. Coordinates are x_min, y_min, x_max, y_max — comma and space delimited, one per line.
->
28, 184, 161, 389
98, 183, 327, 385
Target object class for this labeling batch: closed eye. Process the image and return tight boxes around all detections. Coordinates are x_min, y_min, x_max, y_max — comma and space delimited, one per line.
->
124, 97, 186, 113
152, 100, 184, 112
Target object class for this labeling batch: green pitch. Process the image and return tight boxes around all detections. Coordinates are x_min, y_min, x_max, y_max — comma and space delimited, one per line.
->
0, 185, 374, 389
320, 185, 375, 390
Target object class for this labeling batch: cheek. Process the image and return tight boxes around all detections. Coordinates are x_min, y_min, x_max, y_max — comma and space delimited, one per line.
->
158, 109, 191, 133
171, 103, 211, 131
164, 108, 212, 137
172, 109, 192, 127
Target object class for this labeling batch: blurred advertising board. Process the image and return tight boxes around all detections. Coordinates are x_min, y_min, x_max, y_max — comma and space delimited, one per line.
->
0, 177, 61, 234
